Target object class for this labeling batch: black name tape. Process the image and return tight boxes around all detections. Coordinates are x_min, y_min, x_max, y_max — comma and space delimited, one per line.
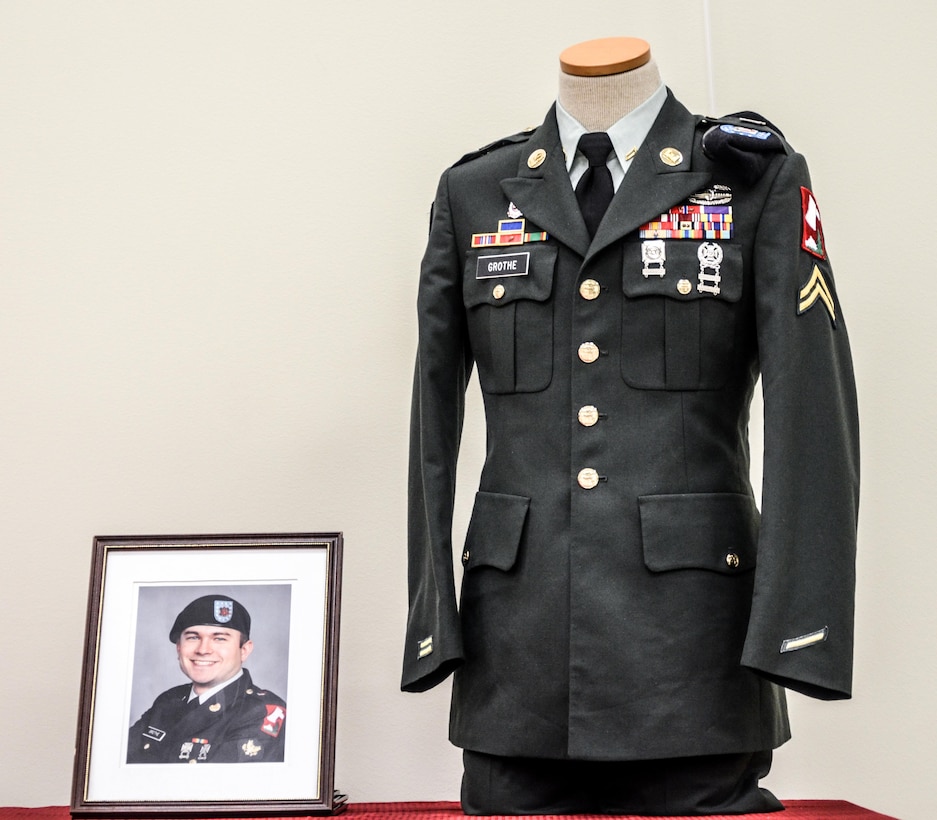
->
476, 251, 530, 279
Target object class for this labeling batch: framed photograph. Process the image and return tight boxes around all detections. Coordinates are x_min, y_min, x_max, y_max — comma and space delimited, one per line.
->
71, 533, 344, 817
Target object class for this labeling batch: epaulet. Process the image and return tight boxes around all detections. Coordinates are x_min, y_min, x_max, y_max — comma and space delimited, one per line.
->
452, 128, 534, 168
698, 111, 792, 184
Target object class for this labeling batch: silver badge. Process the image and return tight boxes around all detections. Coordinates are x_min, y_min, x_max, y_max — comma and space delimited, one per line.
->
507, 201, 523, 219
641, 240, 666, 278
689, 184, 732, 205
178, 742, 194, 760
697, 242, 723, 295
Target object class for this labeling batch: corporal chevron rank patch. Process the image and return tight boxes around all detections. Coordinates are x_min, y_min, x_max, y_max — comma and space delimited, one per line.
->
798, 265, 836, 324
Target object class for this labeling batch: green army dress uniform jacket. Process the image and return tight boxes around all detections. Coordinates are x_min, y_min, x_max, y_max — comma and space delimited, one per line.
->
403, 90, 859, 762
127, 670, 286, 763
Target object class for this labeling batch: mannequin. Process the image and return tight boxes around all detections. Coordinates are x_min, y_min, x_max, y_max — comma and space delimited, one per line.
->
557, 37, 662, 130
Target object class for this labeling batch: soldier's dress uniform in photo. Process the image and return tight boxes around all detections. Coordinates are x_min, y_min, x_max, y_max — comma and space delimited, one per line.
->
127, 668, 287, 763
127, 595, 287, 764
403, 39, 859, 816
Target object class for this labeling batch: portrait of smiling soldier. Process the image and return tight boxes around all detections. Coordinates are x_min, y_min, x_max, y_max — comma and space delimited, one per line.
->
127, 594, 287, 763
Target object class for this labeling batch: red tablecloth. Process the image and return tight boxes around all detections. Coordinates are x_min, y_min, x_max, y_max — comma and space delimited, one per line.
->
0, 802, 900, 820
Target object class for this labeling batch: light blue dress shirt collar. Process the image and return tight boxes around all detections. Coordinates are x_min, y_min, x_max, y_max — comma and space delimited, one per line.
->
556, 83, 668, 192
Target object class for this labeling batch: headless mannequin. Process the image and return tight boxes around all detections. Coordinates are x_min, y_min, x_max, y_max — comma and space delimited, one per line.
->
557, 37, 662, 131
459, 38, 782, 816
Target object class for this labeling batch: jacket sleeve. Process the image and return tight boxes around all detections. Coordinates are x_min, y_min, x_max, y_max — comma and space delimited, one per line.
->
401, 168, 473, 692
741, 150, 860, 700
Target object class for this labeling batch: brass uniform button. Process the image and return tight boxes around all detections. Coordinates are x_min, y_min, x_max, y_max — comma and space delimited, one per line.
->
527, 148, 547, 169
493, 284, 505, 300
659, 147, 684, 167
578, 405, 599, 427
579, 279, 601, 300
578, 342, 600, 363
677, 279, 692, 295
725, 553, 740, 569
577, 468, 600, 490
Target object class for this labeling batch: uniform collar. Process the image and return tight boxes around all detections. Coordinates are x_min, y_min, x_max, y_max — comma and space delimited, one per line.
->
556, 82, 668, 177
188, 668, 244, 704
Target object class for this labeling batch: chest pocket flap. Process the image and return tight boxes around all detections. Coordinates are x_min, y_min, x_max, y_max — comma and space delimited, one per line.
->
464, 245, 557, 308
623, 241, 742, 302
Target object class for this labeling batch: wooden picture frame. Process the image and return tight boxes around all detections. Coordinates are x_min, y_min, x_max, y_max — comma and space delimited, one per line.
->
70, 533, 344, 816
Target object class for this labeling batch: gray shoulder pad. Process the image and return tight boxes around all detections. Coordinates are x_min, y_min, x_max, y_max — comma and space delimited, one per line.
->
452, 129, 534, 168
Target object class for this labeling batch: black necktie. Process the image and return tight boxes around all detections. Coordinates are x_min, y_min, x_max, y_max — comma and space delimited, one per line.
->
575, 132, 614, 238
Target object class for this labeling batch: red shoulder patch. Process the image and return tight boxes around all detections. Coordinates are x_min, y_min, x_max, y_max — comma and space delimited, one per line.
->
801, 186, 826, 259
260, 704, 286, 737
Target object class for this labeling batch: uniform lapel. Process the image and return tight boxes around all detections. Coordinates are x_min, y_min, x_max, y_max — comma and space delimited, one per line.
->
585, 91, 712, 263
500, 105, 592, 259
499, 94, 711, 262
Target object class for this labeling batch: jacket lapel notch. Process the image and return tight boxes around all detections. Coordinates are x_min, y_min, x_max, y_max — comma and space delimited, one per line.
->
499, 106, 591, 257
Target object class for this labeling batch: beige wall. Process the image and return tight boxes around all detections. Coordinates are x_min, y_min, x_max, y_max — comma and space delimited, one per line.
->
1, 2, 934, 817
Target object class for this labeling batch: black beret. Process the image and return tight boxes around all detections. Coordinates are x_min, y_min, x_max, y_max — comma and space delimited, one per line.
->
169, 595, 251, 643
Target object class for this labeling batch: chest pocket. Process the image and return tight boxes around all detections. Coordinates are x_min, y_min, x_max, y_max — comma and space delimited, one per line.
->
621, 240, 743, 390
463, 244, 557, 394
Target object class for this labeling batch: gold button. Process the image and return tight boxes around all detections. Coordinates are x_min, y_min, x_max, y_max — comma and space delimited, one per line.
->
578, 342, 600, 363
493, 284, 505, 299
725, 553, 740, 569
578, 405, 599, 427
577, 468, 600, 490
659, 147, 684, 167
579, 279, 601, 300
677, 279, 692, 295
527, 148, 547, 169
462, 549, 470, 564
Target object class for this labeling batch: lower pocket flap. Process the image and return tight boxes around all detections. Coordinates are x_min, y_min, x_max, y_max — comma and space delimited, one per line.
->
639, 492, 759, 574
463, 491, 531, 571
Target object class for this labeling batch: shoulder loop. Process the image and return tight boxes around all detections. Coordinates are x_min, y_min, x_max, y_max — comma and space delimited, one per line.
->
452, 129, 534, 168
699, 111, 792, 184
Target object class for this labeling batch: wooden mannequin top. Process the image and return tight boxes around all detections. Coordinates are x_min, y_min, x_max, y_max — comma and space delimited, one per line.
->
558, 37, 662, 132
559, 36, 651, 76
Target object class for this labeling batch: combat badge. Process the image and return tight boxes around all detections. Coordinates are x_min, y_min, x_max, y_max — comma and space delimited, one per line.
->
798, 264, 836, 324
689, 184, 732, 205
801, 186, 826, 259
